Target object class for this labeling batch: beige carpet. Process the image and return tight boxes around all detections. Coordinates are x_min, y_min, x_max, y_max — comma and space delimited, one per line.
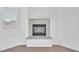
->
1, 45, 77, 52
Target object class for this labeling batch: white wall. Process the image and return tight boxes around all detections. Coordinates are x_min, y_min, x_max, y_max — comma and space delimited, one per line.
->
56, 7, 79, 51
18, 7, 28, 44
0, 7, 28, 51
28, 7, 57, 17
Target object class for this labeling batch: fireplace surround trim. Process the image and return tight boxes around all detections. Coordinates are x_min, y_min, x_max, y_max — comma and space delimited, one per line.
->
29, 17, 50, 38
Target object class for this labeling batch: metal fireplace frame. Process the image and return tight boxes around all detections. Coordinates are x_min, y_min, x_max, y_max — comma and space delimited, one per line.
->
32, 24, 46, 36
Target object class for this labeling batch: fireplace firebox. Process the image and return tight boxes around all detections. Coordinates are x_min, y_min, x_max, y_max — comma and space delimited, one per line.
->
33, 24, 46, 36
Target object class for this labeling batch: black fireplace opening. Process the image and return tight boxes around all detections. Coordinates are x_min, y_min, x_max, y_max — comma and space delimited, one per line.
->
32, 24, 46, 36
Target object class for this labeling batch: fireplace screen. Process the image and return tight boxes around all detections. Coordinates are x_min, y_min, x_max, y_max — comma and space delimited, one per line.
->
33, 24, 46, 36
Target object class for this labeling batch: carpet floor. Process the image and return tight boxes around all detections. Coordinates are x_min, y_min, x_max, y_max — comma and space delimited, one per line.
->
1, 45, 77, 52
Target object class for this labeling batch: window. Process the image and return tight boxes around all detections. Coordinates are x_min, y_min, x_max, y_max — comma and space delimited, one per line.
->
3, 7, 17, 30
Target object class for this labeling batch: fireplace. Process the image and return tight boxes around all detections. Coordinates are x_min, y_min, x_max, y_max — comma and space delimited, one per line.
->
33, 24, 46, 36
26, 17, 53, 47
29, 18, 50, 37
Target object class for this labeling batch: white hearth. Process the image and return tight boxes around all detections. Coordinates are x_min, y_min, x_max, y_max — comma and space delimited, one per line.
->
26, 17, 53, 47
26, 37, 53, 47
